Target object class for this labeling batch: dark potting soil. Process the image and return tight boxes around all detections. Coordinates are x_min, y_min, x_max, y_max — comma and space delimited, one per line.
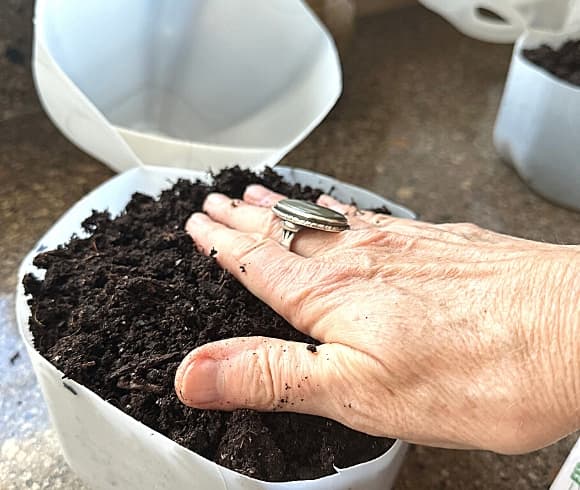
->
524, 39, 580, 86
23, 167, 394, 482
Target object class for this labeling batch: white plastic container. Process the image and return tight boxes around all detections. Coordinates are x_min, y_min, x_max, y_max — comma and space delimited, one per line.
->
418, 0, 580, 43
494, 29, 580, 210
551, 436, 580, 489
16, 166, 413, 490
33, 0, 341, 172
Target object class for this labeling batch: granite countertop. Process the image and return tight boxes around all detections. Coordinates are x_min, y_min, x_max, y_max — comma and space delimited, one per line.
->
1, 3, 579, 489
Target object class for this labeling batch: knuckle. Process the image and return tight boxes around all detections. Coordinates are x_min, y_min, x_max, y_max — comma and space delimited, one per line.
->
454, 222, 482, 235
344, 204, 359, 216
348, 228, 406, 249
230, 236, 264, 263
231, 237, 288, 276
247, 347, 277, 408
245, 344, 291, 409
348, 229, 383, 246
373, 215, 396, 227
461, 223, 481, 232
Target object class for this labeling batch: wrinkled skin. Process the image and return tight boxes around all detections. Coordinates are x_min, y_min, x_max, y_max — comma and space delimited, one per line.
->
175, 184, 580, 454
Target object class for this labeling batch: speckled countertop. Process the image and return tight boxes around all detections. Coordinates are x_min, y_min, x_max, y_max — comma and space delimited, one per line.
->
1, 3, 579, 489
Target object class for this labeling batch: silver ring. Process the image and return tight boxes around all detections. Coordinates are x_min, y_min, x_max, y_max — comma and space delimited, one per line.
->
272, 199, 350, 250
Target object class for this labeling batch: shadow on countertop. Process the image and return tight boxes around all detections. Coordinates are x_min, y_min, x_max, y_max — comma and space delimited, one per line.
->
0, 2, 578, 489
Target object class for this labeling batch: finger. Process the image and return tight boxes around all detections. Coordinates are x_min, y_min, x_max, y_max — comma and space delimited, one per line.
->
202, 193, 342, 257
243, 184, 286, 207
316, 194, 378, 229
317, 195, 462, 243
175, 336, 370, 427
186, 212, 331, 334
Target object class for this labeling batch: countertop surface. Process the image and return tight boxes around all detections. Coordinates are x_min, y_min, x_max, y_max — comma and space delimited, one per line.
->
1, 2, 579, 489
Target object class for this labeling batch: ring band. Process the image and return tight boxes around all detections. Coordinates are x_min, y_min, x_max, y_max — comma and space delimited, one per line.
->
272, 199, 350, 250
280, 221, 302, 249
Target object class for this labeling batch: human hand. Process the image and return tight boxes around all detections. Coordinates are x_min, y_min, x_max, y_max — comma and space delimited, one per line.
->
175, 184, 579, 454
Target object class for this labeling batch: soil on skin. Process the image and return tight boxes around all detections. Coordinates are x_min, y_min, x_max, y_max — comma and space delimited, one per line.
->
524, 39, 580, 86
23, 167, 394, 482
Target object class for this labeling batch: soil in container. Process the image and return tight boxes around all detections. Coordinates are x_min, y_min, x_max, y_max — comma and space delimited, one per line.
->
524, 39, 580, 86
23, 167, 394, 482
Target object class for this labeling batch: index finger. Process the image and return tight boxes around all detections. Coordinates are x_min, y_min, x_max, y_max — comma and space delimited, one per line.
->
186, 212, 325, 339
243, 184, 286, 207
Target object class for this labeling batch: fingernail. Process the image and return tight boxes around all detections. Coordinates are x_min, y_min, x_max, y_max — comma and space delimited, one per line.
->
186, 213, 210, 229
204, 193, 229, 210
244, 185, 271, 205
177, 357, 221, 406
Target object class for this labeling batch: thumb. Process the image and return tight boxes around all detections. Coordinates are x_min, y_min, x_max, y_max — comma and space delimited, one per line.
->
175, 336, 356, 420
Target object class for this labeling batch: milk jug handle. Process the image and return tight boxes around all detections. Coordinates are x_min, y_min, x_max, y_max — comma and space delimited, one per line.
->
463, 1, 526, 42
